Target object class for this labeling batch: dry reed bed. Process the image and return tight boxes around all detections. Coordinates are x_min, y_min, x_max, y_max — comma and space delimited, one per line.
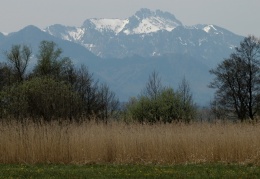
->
0, 120, 260, 165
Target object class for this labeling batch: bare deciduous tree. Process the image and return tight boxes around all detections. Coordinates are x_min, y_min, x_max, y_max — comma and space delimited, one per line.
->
209, 35, 260, 121
177, 77, 196, 122
144, 71, 163, 100
99, 83, 119, 123
5, 45, 32, 82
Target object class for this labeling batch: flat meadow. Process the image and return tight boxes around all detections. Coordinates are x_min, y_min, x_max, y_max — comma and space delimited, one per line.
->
0, 119, 260, 177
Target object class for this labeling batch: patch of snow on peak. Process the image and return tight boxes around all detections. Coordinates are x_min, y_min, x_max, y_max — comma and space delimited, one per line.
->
132, 16, 178, 34
199, 38, 208, 46
62, 35, 70, 41
90, 19, 129, 34
43, 27, 52, 35
1, 32, 9, 36
203, 25, 217, 33
84, 43, 96, 52
123, 29, 130, 35
151, 51, 161, 56
134, 15, 141, 21
68, 28, 85, 41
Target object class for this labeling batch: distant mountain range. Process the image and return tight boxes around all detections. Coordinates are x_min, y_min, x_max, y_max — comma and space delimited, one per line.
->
0, 8, 244, 105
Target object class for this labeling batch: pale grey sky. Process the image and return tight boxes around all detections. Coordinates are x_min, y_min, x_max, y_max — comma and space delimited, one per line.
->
0, 0, 259, 37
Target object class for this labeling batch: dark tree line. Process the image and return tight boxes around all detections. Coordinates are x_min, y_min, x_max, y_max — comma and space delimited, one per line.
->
0, 41, 119, 122
210, 35, 260, 122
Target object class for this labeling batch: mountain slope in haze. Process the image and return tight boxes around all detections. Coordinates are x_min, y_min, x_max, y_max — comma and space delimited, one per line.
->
0, 25, 99, 64
88, 54, 214, 104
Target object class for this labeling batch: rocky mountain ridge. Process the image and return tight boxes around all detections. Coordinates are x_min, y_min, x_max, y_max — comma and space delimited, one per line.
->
43, 8, 242, 68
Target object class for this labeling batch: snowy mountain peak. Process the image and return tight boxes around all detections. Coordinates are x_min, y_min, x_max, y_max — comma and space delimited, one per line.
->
85, 18, 129, 34
135, 8, 180, 22
80, 9, 182, 35
44, 24, 85, 42
123, 8, 182, 34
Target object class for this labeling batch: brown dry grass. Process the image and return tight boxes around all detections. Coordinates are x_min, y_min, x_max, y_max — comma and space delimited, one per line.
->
0, 119, 260, 165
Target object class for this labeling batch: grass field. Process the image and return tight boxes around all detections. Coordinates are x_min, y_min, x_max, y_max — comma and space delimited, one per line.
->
0, 119, 259, 165
0, 163, 259, 178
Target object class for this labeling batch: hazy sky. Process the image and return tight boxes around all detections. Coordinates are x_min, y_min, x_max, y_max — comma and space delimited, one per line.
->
0, 0, 259, 37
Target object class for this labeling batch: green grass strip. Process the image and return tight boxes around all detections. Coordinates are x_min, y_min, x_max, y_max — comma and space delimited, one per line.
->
0, 163, 259, 178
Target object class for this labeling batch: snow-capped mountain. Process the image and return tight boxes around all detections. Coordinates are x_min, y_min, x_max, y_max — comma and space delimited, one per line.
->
121, 8, 182, 34
50, 8, 182, 36
44, 8, 242, 67
44, 8, 184, 58
83, 19, 128, 34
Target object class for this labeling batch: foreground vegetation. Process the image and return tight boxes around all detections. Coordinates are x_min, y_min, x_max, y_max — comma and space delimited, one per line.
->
1, 163, 259, 178
0, 120, 259, 165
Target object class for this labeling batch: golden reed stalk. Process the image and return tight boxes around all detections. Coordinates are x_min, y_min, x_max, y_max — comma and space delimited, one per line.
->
0, 119, 259, 165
